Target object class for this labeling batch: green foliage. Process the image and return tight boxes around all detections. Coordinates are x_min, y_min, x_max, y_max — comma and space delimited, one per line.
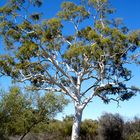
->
127, 132, 140, 140
0, 4, 13, 15
16, 41, 38, 60
88, 0, 115, 18
0, 86, 68, 138
58, 2, 89, 22
39, 92, 69, 118
60, 116, 73, 136
0, 86, 30, 136
41, 18, 62, 44
80, 119, 98, 139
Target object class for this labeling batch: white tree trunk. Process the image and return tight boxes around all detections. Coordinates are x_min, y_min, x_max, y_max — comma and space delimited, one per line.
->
71, 105, 83, 140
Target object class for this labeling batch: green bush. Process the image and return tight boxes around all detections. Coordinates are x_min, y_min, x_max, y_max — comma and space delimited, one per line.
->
127, 132, 140, 140
80, 119, 98, 139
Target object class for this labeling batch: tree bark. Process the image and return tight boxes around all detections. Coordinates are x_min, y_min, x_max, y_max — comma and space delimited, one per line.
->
71, 105, 83, 140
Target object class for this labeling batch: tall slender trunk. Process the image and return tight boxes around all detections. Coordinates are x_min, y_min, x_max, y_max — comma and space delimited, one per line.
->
71, 105, 83, 140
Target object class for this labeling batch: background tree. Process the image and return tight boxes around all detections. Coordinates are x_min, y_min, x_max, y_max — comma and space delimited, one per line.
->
80, 119, 98, 140
0, 86, 68, 140
123, 117, 140, 140
98, 113, 124, 140
0, 0, 140, 139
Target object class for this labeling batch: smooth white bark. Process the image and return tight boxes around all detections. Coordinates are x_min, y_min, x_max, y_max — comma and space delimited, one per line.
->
71, 105, 83, 140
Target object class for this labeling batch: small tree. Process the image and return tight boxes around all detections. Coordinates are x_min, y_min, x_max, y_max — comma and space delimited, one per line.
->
0, 0, 140, 139
98, 113, 124, 140
0, 86, 68, 139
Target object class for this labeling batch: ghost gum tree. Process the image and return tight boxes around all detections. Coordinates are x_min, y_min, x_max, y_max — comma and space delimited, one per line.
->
0, 0, 140, 139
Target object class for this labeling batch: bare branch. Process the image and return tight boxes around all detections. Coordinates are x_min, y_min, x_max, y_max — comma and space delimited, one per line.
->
26, 86, 64, 93
81, 91, 95, 109
82, 75, 99, 81
82, 83, 98, 96
97, 94, 120, 107
59, 35, 72, 46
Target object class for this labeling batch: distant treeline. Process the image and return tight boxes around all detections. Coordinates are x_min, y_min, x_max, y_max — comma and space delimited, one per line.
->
2, 113, 140, 140
0, 87, 140, 140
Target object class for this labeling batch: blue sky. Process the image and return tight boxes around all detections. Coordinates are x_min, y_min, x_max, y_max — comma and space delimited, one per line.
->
0, 0, 140, 120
